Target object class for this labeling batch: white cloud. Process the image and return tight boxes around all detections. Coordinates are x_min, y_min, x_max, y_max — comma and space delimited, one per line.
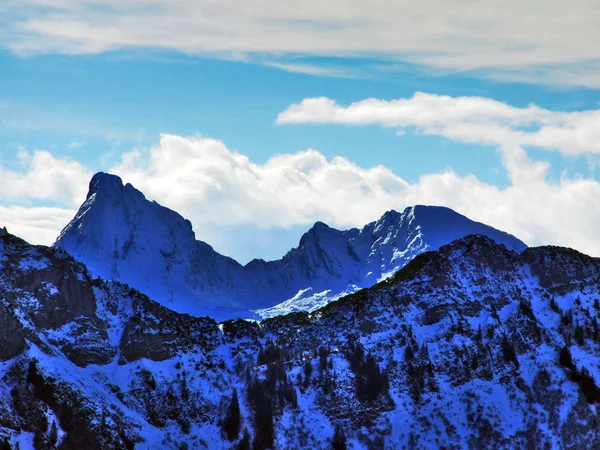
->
4, 93, 600, 259
0, 205, 77, 246
277, 93, 600, 155
4, 0, 600, 86
0, 148, 91, 246
482, 61, 600, 90
111, 134, 408, 230
0, 149, 91, 206
104, 133, 600, 258
3, 128, 600, 259
263, 62, 360, 78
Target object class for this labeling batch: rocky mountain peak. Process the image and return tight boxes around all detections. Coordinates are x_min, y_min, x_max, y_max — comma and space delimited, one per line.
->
292, 221, 344, 257
86, 171, 125, 199
55, 173, 527, 320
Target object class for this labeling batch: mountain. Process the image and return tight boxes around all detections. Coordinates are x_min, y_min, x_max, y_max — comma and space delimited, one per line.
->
2, 229, 600, 449
54, 172, 527, 320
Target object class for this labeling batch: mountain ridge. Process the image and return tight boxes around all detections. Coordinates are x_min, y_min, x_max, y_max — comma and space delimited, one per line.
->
54, 172, 527, 320
2, 228, 599, 449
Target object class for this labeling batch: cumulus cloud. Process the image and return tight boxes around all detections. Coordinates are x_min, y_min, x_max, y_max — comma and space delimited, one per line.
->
3, 92, 600, 259
111, 134, 408, 230
0, 149, 90, 246
0, 205, 77, 246
4, 0, 600, 86
277, 93, 600, 155
0, 149, 91, 206
4, 127, 600, 259
105, 133, 600, 258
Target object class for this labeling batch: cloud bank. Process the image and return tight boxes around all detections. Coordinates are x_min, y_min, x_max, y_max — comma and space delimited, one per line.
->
0, 149, 91, 205
277, 93, 600, 156
0, 205, 77, 247
5, 0, 600, 86
109, 135, 600, 257
0, 149, 88, 249
3, 93, 600, 260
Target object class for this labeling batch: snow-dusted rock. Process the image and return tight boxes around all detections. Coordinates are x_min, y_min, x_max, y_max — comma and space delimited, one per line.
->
54, 172, 526, 320
2, 230, 600, 449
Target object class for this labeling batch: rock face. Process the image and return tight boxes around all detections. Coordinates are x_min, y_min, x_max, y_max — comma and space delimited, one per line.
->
54, 172, 527, 320
117, 290, 220, 364
0, 301, 25, 361
0, 233, 113, 367
2, 230, 600, 449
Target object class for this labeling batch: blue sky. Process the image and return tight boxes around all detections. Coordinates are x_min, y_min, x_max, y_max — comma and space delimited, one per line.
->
3, 50, 598, 186
2, 0, 600, 262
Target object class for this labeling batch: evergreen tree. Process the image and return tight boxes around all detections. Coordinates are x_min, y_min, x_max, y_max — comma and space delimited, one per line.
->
223, 388, 241, 441
49, 421, 59, 447
319, 347, 330, 372
559, 345, 575, 370
561, 309, 574, 327
304, 360, 313, 380
236, 428, 251, 450
180, 372, 189, 402
331, 425, 347, 450
34, 430, 48, 448
251, 385, 274, 450
356, 352, 389, 401
256, 347, 266, 366
303, 360, 312, 388
344, 342, 390, 402
574, 325, 585, 346
346, 339, 365, 372
501, 334, 518, 366
475, 325, 483, 344
574, 366, 600, 403
592, 317, 600, 342
518, 298, 535, 321
283, 376, 298, 408
246, 380, 274, 450
420, 343, 430, 360
404, 344, 414, 361
470, 353, 479, 371
0, 438, 10, 450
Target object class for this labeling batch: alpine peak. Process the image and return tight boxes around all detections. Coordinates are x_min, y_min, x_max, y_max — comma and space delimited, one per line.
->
55, 173, 527, 320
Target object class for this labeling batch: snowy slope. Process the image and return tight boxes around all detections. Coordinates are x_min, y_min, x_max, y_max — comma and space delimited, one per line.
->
54, 172, 527, 320
257, 206, 526, 318
2, 230, 600, 449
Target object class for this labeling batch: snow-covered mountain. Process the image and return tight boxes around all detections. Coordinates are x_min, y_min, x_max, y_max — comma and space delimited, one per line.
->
2, 229, 600, 449
54, 172, 526, 320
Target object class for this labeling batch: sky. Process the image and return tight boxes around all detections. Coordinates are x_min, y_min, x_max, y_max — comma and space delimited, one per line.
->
2, 0, 600, 263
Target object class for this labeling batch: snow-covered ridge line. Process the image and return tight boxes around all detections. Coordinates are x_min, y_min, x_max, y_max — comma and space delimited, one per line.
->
2, 229, 600, 449
54, 172, 527, 320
